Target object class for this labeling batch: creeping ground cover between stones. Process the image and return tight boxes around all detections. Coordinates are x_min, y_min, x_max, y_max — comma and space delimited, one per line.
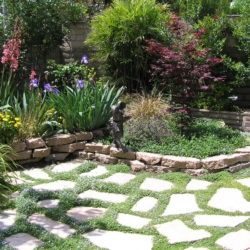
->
0, 160, 250, 250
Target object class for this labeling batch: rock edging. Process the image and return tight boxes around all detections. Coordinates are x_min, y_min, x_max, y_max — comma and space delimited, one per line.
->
11, 133, 250, 175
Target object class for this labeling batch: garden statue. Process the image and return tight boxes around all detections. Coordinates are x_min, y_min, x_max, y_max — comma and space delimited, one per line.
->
109, 101, 130, 152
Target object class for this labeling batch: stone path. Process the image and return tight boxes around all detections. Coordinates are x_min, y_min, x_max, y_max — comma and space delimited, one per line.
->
1, 161, 250, 250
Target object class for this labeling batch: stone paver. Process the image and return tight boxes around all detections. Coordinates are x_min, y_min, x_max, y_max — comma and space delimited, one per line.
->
208, 188, 250, 213
32, 180, 76, 192
23, 169, 51, 180
37, 199, 60, 209
9, 171, 34, 185
4, 233, 43, 250
194, 214, 250, 227
80, 165, 108, 177
83, 229, 154, 250
66, 206, 107, 222
216, 229, 250, 250
237, 177, 250, 187
78, 190, 128, 203
52, 161, 82, 173
0, 209, 17, 231
140, 178, 174, 192
131, 197, 158, 213
117, 213, 151, 229
28, 213, 76, 239
102, 173, 136, 185
163, 194, 202, 216
155, 219, 211, 244
186, 179, 212, 191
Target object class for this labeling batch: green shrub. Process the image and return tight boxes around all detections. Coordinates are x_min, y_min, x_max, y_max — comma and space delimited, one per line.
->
122, 116, 172, 150
86, 0, 170, 91
48, 83, 124, 132
0, 144, 16, 204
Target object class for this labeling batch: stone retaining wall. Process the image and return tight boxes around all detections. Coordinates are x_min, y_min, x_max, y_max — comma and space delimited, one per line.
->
11, 135, 250, 175
192, 109, 250, 132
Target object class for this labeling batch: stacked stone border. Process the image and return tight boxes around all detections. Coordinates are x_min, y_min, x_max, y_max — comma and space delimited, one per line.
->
11, 132, 250, 175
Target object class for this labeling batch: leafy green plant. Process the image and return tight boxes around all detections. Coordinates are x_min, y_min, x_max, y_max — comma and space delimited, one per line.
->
13, 90, 51, 141
0, 144, 16, 204
86, 0, 170, 91
48, 83, 124, 132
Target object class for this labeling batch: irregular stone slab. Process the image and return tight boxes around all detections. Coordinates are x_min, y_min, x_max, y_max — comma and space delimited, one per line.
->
216, 229, 250, 250
32, 180, 76, 192
11, 150, 32, 161
46, 134, 76, 146
53, 142, 85, 153
33, 147, 51, 158
236, 146, 250, 153
5, 233, 43, 250
80, 165, 108, 177
0, 209, 17, 231
37, 199, 60, 209
136, 152, 162, 165
95, 153, 118, 164
155, 219, 211, 244
8, 171, 34, 185
66, 206, 107, 222
83, 229, 153, 250
28, 213, 76, 239
140, 178, 174, 192
78, 190, 128, 203
26, 137, 45, 149
208, 188, 250, 213
117, 213, 151, 229
110, 147, 136, 160
237, 177, 250, 187
132, 197, 158, 213
85, 143, 111, 154
194, 215, 250, 227
202, 153, 250, 170
52, 161, 82, 173
130, 160, 145, 172
161, 155, 201, 169
75, 132, 93, 141
23, 169, 51, 180
186, 179, 212, 191
163, 194, 202, 216
11, 142, 26, 152
102, 173, 136, 185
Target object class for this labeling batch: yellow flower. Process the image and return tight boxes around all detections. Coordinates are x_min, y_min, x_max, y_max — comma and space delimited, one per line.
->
15, 117, 21, 121
3, 118, 8, 122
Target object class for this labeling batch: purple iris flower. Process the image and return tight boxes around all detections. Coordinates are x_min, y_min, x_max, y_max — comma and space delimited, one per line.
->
30, 78, 39, 88
76, 79, 84, 88
81, 55, 88, 64
44, 83, 53, 92
52, 87, 59, 94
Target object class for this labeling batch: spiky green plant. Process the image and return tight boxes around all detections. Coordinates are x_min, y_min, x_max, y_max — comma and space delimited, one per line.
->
48, 83, 124, 132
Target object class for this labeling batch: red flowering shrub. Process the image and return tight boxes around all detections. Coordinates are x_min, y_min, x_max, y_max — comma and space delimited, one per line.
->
146, 15, 225, 129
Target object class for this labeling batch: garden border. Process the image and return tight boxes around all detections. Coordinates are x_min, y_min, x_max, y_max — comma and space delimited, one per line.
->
11, 133, 250, 176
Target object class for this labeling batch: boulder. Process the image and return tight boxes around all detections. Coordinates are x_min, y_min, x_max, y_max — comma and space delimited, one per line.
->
136, 152, 162, 165
46, 134, 76, 146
